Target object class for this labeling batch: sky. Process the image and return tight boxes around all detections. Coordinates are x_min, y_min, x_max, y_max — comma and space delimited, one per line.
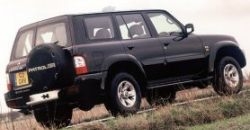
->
0, 0, 250, 113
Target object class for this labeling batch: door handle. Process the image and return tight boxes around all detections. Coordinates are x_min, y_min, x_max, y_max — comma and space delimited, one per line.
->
127, 46, 134, 50
164, 42, 170, 46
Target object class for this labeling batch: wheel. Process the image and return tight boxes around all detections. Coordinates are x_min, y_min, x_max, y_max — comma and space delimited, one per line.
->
104, 73, 141, 116
146, 88, 176, 106
33, 102, 72, 128
213, 56, 243, 95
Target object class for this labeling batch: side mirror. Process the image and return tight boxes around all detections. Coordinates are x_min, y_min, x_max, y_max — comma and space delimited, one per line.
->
185, 23, 194, 35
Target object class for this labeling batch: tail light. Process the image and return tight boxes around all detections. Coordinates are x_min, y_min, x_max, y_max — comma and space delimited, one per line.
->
6, 74, 12, 91
73, 56, 88, 75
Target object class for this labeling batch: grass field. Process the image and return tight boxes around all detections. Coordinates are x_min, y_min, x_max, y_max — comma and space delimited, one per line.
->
1, 82, 250, 130
75, 84, 250, 130
0, 84, 219, 130
189, 113, 250, 130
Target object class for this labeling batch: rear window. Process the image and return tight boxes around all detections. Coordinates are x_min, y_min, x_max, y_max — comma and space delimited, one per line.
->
36, 23, 67, 46
13, 23, 68, 59
15, 30, 34, 58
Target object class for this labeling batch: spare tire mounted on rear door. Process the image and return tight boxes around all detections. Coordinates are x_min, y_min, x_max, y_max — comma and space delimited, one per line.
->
26, 44, 74, 90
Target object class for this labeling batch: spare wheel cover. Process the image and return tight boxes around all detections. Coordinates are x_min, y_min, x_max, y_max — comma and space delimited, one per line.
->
26, 44, 66, 90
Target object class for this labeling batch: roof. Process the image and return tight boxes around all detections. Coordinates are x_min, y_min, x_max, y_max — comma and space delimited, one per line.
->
71, 9, 166, 16
18, 9, 166, 31
19, 15, 70, 31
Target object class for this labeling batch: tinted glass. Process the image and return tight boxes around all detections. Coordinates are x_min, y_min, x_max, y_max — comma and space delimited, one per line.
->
84, 16, 114, 40
116, 16, 131, 39
122, 14, 151, 39
15, 30, 34, 58
148, 13, 182, 37
36, 23, 67, 46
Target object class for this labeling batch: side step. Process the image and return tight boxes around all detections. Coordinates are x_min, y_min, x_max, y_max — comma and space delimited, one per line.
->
147, 76, 213, 90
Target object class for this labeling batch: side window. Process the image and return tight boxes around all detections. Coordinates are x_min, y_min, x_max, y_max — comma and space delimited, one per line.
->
116, 16, 131, 39
36, 23, 67, 46
118, 14, 150, 39
148, 13, 182, 37
84, 16, 114, 40
15, 30, 34, 58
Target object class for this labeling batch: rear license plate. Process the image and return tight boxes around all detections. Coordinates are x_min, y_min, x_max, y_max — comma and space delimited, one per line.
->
15, 71, 29, 86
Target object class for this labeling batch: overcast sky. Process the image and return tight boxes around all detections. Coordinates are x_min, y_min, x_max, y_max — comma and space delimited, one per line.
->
0, 0, 250, 113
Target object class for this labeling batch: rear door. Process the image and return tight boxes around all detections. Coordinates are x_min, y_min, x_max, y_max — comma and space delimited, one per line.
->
7, 29, 34, 91
146, 12, 206, 78
115, 13, 166, 80
7, 21, 70, 92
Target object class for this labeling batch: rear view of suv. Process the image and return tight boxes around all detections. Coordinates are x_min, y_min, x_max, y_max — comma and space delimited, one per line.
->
5, 10, 246, 128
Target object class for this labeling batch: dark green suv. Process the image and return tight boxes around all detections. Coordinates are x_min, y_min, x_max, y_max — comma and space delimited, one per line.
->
5, 9, 246, 128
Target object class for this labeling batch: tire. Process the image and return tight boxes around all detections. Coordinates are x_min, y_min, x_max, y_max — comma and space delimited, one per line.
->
33, 102, 72, 128
213, 56, 243, 95
146, 88, 176, 106
78, 101, 95, 111
197, 82, 209, 89
104, 73, 141, 116
26, 44, 74, 90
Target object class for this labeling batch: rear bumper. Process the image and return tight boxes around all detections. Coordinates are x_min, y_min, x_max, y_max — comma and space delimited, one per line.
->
4, 92, 29, 109
74, 72, 105, 88
26, 90, 60, 106
4, 72, 106, 109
